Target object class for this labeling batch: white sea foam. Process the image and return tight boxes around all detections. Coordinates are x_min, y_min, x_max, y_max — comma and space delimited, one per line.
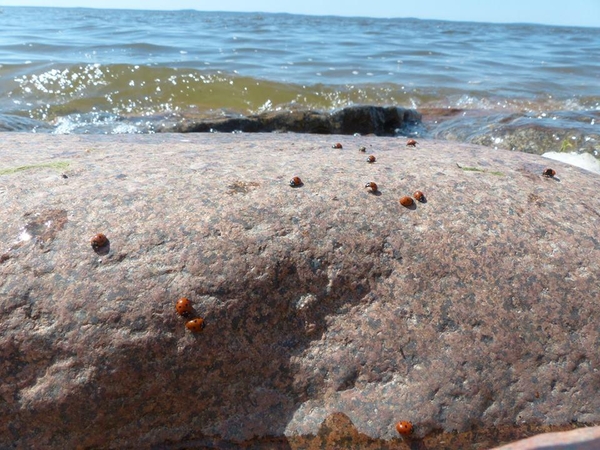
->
542, 152, 600, 175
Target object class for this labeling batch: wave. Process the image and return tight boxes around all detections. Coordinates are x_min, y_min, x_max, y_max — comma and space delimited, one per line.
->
0, 63, 598, 161
3, 63, 599, 122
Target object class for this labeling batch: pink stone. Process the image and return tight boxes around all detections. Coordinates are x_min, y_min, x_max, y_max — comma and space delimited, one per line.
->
1, 133, 598, 448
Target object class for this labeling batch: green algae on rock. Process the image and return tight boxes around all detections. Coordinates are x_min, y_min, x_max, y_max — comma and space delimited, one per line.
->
0, 160, 70, 176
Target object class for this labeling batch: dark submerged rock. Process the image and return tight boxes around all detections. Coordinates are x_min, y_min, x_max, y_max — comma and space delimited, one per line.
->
169, 105, 421, 136
0, 113, 52, 132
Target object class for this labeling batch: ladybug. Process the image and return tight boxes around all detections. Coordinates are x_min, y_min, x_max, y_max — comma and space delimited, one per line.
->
365, 182, 378, 193
185, 318, 205, 332
395, 421, 413, 435
332, 143, 343, 149
359, 146, 366, 152
406, 139, 418, 147
399, 196, 414, 207
176, 297, 193, 317
366, 155, 376, 163
90, 233, 108, 249
289, 176, 303, 187
413, 190, 425, 202
542, 168, 556, 177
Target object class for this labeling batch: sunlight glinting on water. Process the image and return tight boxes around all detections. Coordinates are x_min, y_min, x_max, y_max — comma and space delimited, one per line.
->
0, 5, 598, 160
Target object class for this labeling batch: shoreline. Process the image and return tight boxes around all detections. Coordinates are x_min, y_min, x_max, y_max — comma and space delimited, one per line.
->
2, 105, 599, 169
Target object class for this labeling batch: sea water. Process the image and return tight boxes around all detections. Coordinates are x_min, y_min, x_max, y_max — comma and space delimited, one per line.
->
0, 6, 599, 170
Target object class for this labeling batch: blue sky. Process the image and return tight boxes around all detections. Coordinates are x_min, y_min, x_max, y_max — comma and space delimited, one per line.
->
2, 0, 599, 27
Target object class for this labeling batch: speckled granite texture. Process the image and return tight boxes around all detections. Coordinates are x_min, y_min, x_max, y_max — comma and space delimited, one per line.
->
0, 133, 599, 449
492, 425, 600, 450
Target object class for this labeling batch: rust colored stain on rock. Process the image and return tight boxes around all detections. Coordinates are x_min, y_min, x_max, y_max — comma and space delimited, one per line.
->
0, 133, 599, 449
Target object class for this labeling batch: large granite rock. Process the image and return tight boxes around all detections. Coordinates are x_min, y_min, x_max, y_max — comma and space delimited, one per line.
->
493, 425, 600, 450
0, 133, 598, 449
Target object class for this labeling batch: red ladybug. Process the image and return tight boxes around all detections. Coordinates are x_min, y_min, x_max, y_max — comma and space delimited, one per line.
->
395, 421, 413, 435
289, 176, 303, 187
399, 196, 414, 207
413, 191, 425, 202
366, 155, 376, 163
542, 168, 556, 177
406, 139, 418, 147
176, 297, 193, 317
365, 182, 378, 192
332, 143, 343, 149
185, 318, 204, 332
90, 233, 108, 249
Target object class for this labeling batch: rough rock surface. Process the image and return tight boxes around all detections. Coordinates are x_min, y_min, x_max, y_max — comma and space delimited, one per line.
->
163, 105, 421, 136
492, 425, 600, 450
0, 133, 599, 449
